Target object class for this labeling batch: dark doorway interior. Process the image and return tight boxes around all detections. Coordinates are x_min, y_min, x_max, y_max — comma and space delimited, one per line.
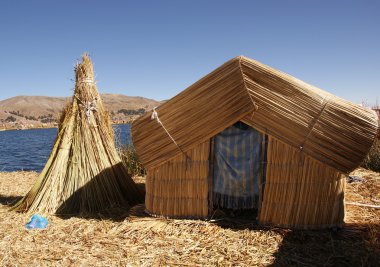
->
210, 121, 265, 212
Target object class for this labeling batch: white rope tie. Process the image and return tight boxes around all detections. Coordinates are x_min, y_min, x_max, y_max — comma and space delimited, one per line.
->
151, 107, 184, 153
75, 95, 97, 123
300, 95, 330, 151
85, 100, 97, 122
78, 78, 95, 84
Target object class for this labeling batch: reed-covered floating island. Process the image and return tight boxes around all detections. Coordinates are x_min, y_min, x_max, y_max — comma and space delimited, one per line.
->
12, 54, 143, 214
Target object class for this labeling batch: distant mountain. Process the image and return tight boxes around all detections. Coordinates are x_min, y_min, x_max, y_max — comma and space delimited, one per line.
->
0, 94, 162, 128
0, 96, 69, 118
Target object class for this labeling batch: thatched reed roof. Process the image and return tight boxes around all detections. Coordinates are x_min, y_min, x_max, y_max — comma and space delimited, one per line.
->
13, 54, 143, 214
132, 56, 378, 173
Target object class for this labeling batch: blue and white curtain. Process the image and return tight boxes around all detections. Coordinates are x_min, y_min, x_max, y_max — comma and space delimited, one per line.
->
212, 122, 264, 209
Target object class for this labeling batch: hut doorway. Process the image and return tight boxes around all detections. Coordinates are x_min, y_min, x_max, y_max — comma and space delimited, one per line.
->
210, 121, 265, 212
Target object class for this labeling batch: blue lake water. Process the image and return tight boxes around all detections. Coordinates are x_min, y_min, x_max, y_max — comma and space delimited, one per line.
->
0, 124, 132, 172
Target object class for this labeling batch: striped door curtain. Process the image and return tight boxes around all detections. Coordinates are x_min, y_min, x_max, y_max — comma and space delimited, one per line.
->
212, 122, 264, 209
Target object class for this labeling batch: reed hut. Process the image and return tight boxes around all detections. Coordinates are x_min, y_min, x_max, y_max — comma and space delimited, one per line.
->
13, 54, 143, 214
132, 56, 379, 229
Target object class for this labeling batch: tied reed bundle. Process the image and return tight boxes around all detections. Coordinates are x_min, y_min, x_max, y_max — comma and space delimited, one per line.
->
12, 54, 143, 214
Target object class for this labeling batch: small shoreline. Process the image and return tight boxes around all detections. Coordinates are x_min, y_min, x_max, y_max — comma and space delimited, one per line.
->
0, 126, 57, 132
0, 124, 57, 132
0, 122, 132, 132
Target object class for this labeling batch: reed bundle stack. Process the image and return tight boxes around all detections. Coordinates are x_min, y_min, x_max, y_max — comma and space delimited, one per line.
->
13, 54, 143, 214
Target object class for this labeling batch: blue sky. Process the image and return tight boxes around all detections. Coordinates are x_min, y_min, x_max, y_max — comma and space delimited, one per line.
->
0, 0, 379, 105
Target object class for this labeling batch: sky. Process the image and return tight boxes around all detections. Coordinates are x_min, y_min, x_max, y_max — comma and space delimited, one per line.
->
0, 0, 379, 105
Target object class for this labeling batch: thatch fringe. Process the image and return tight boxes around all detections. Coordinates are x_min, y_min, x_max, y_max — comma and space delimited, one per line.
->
12, 54, 143, 214
212, 192, 259, 210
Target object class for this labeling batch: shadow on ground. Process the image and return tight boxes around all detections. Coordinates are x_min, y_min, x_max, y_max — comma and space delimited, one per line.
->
269, 223, 380, 266
56, 180, 146, 222
0, 194, 22, 206
54, 164, 145, 222
206, 209, 380, 266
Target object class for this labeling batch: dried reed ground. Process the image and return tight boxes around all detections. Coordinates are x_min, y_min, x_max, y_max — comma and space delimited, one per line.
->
0, 169, 379, 266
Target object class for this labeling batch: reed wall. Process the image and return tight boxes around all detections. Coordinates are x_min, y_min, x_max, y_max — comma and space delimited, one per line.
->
145, 141, 210, 218
258, 136, 345, 229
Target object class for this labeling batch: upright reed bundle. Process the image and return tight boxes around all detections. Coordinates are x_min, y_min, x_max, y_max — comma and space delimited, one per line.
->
13, 54, 143, 214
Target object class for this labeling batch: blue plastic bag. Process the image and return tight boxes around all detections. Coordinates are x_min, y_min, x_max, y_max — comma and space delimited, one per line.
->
25, 214, 48, 229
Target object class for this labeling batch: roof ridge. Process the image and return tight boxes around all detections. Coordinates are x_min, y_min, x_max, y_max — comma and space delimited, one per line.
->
237, 56, 258, 112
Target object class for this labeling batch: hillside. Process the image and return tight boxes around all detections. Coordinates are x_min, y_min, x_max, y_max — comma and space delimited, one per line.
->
0, 94, 161, 129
